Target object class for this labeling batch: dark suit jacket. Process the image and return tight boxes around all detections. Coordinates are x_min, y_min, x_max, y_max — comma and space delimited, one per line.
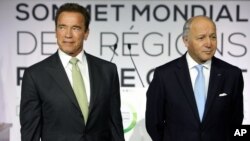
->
146, 54, 244, 141
20, 52, 125, 141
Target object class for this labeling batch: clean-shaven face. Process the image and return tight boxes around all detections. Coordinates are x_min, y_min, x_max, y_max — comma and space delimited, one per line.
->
56, 11, 89, 57
184, 17, 217, 64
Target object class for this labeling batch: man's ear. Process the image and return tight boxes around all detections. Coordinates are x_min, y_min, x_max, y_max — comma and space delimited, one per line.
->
84, 29, 89, 40
183, 36, 189, 47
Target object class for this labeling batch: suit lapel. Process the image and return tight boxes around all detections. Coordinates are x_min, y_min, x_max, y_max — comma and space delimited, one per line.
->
85, 53, 99, 117
45, 52, 82, 113
202, 57, 223, 124
175, 55, 200, 122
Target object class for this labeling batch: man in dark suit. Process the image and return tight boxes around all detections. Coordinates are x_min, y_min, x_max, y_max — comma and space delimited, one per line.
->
20, 3, 125, 141
145, 15, 244, 141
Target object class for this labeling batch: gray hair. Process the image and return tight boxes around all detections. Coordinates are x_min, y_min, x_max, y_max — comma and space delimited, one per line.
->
182, 18, 193, 39
182, 16, 215, 39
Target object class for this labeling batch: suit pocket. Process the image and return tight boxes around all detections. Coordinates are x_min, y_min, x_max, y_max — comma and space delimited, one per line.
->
213, 93, 231, 114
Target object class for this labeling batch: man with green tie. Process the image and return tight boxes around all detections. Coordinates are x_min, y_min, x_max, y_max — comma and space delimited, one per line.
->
20, 3, 125, 141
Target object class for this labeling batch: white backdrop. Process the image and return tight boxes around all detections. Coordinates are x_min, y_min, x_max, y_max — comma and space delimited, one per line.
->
0, 0, 250, 141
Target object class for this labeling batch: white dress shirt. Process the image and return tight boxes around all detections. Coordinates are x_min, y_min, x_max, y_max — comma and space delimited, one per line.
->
186, 53, 211, 98
58, 49, 90, 104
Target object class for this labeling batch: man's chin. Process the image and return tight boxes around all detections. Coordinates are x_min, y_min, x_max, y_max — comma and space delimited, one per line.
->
60, 49, 74, 55
201, 57, 213, 62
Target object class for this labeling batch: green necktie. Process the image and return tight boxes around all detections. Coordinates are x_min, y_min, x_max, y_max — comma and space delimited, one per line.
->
70, 57, 89, 123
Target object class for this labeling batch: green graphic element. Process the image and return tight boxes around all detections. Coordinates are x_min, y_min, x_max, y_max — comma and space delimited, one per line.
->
123, 103, 137, 133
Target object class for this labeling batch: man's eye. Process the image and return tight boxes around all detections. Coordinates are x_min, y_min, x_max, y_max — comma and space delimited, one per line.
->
73, 27, 81, 31
58, 26, 65, 30
198, 37, 204, 40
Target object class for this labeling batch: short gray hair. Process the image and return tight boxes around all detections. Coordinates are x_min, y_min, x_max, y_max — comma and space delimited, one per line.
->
182, 18, 193, 39
182, 16, 215, 39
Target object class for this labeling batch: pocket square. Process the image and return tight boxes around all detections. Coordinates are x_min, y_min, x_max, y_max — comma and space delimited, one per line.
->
219, 93, 227, 97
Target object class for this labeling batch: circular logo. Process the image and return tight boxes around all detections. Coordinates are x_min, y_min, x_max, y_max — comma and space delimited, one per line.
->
121, 102, 137, 133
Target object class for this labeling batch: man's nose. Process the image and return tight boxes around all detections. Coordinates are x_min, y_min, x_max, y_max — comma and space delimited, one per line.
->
65, 29, 73, 38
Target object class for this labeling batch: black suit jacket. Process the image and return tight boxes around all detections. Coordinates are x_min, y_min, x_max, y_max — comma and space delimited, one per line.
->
146, 54, 244, 141
20, 52, 125, 141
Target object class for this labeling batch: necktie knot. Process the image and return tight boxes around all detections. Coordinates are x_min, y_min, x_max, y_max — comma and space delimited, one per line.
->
70, 57, 79, 65
195, 65, 204, 74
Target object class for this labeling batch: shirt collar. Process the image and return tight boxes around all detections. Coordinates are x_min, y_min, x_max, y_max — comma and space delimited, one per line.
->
186, 52, 211, 70
58, 49, 86, 68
